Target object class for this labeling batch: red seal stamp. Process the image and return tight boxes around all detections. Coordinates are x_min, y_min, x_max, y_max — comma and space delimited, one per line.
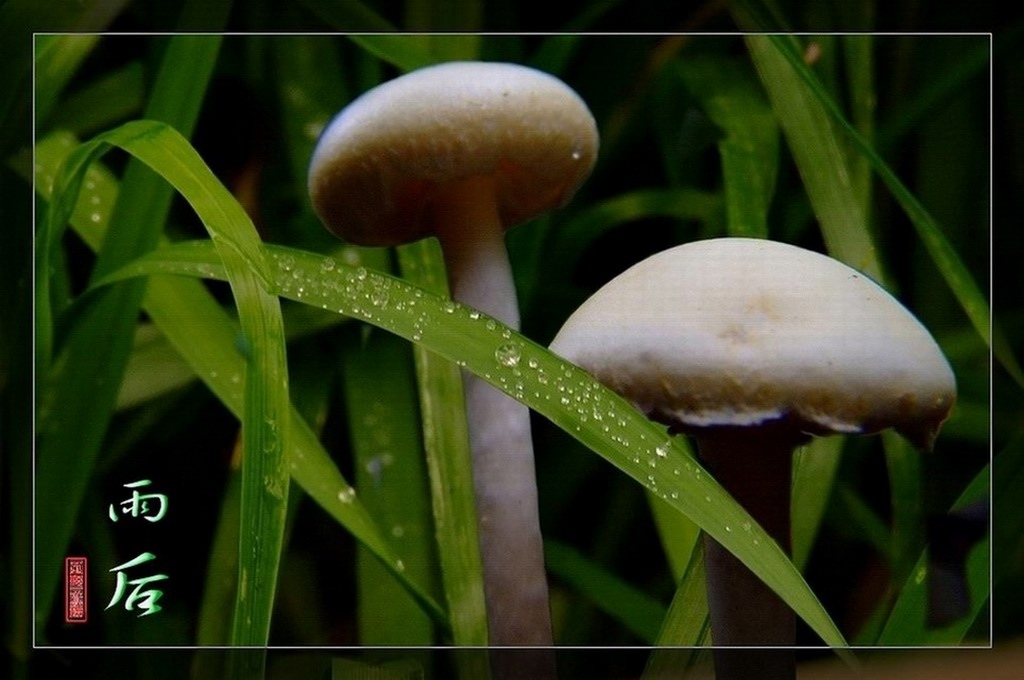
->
65, 557, 88, 624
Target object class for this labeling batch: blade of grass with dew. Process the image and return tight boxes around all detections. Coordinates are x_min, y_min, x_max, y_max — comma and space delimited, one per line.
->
545, 540, 667, 644
103, 240, 853, 654
342, 321, 438, 645
397, 239, 490, 650
34, 36, 220, 633
116, 304, 347, 411
30, 132, 445, 631
751, 30, 996, 370
643, 542, 711, 678
43, 119, 291, 648
676, 54, 778, 239
875, 462, 990, 645
743, 33, 884, 282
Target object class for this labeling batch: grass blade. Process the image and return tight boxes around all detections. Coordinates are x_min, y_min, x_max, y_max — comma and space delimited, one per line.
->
343, 324, 438, 645
43, 118, 289, 647
876, 462, 990, 645
396, 239, 489, 650
32, 130, 447, 635
744, 33, 883, 281
34, 36, 220, 633
101, 237, 852, 652
750, 32, 993, 361
545, 540, 667, 644
676, 55, 779, 238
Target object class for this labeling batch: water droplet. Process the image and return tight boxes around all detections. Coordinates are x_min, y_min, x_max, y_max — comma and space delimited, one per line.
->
469, 310, 480, 320
320, 257, 335, 272
338, 487, 356, 504
355, 267, 367, 281
370, 286, 389, 307
914, 566, 927, 585
391, 525, 405, 538
443, 300, 456, 313
494, 343, 521, 368
485, 319, 497, 331
655, 442, 670, 458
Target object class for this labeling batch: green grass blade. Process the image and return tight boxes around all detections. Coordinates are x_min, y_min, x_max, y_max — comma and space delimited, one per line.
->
34, 36, 220, 633
101, 239, 851, 652
33, 34, 101, 126
48, 61, 146, 137
643, 542, 710, 677
296, 0, 395, 31
791, 436, 844, 571
32, 129, 446, 634
45, 118, 290, 647
347, 34, 444, 73
676, 55, 779, 238
752, 32, 993, 357
343, 324, 438, 645
875, 462, 990, 645
548, 188, 723, 276
545, 540, 667, 644
396, 239, 489, 649
883, 431, 925, 585
744, 33, 883, 281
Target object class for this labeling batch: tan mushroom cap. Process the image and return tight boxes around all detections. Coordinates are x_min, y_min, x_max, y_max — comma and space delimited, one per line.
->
550, 238, 957, 450
308, 61, 599, 246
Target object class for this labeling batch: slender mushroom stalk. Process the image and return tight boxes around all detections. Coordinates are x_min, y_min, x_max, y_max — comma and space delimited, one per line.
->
308, 61, 599, 654
550, 238, 956, 679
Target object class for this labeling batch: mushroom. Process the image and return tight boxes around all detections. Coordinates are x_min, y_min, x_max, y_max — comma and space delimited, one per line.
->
549, 237, 956, 678
308, 61, 599, 649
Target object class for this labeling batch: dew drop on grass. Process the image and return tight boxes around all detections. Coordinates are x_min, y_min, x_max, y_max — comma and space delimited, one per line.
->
338, 487, 356, 504
655, 441, 670, 458
494, 343, 521, 368
370, 287, 389, 308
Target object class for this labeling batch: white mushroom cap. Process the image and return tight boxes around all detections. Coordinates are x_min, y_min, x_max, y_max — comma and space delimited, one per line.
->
308, 61, 599, 246
550, 238, 957, 449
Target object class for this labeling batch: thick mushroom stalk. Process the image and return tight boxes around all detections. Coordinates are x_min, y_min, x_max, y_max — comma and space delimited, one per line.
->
550, 238, 957, 680
695, 426, 803, 679
307, 61, 599, 658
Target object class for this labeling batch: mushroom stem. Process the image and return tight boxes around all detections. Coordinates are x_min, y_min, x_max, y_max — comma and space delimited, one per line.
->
433, 177, 554, 650
694, 426, 803, 680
